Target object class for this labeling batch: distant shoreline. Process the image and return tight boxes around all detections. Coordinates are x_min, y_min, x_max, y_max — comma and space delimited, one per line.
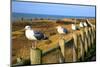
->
12, 13, 95, 21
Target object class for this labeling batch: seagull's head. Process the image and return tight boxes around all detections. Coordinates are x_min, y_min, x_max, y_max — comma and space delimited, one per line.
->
25, 25, 31, 30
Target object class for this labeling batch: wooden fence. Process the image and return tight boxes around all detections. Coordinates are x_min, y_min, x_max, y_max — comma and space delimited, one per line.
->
12, 26, 96, 66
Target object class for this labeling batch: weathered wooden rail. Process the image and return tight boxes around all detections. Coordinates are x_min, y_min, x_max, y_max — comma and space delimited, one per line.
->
12, 26, 96, 66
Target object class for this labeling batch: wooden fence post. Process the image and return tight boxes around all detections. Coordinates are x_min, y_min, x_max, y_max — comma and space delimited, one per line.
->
84, 28, 89, 53
91, 26, 95, 46
94, 26, 96, 40
72, 33, 78, 62
72, 46, 77, 62
80, 29, 88, 54
78, 34, 84, 61
85, 28, 91, 50
30, 48, 42, 64
88, 27, 92, 48
91, 27, 94, 47
59, 38, 65, 60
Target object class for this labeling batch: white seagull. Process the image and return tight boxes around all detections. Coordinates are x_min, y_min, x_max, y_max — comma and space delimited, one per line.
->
71, 19, 80, 31
25, 25, 47, 48
56, 26, 68, 34
72, 24, 76, 30
80, 22, 84, 28
83, 22, 88, 27
71, 24, 79, 30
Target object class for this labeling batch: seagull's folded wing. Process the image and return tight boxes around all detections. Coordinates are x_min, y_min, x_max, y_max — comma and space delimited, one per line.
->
63, 28, 68, 33
34, 31, 44, 40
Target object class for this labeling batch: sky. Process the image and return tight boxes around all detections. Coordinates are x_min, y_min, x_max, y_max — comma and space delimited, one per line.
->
12, 1, 96, 17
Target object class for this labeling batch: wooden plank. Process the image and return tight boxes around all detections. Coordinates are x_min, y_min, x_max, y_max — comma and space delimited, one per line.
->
30, 48, 42, 64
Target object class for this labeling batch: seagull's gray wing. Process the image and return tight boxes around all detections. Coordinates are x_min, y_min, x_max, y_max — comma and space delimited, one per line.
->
63, 28, 68, 33
33, 31, 45, 40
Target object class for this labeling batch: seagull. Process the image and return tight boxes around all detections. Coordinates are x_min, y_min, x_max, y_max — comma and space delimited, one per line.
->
25, 25, 47, 48
80, 22, 84, 28
72, 24, 77, 30
71, 19, 80, 31
83, 22, 88, 27
71, 24, 80, 31
56, 26, 68, 34
56, 26, 67, 62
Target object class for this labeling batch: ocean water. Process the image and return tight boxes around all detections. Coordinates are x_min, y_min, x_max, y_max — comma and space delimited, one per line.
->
12, 13, 95, 21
